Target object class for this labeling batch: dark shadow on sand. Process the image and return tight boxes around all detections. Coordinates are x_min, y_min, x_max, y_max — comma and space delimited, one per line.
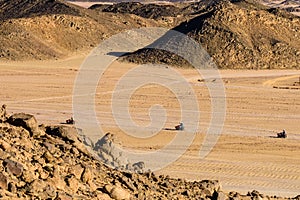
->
163, 128, 177, 131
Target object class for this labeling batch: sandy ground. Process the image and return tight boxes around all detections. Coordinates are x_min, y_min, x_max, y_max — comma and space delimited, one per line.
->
0, 57, 300, 197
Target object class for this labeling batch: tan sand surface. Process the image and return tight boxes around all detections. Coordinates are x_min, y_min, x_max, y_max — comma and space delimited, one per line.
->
0, 57, 300, 197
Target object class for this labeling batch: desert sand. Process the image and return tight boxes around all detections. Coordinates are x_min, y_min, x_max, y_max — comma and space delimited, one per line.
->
1, 56, 300, 197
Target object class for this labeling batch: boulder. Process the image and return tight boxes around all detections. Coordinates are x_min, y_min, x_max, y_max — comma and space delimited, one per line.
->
0, 172, 8, 190
45, 126, 79, 143
66, 175, 79, 193
22, 170, 38, 183
4, 159, 23, 177
104, 184, 131, 200
68, 164, 84, 180
0, 139, 11, 151
216, 191, 229, 200
199, 180, 222, 196
29, 179, 47, 194
81, 166, 93, 183
7, 113, 41, 137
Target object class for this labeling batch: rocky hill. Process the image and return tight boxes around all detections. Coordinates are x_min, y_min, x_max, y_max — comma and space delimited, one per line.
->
89, 1, 217, 20
120, 0, 300, 69
0, 0, 162, 60
0, 0, 299, 68
1, 106, 300, 199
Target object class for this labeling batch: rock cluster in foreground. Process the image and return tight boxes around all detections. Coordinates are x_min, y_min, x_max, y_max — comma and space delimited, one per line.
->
0, 105, 299, 199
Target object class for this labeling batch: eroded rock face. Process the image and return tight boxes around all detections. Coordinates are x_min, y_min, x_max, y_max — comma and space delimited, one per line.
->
92, 132, 145, 173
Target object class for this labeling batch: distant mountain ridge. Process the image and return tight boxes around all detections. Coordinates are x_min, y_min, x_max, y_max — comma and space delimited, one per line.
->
0, 0, 82, 20
261, 0, 300, 16
0, 0, 299, 69
120, 0, 300, 69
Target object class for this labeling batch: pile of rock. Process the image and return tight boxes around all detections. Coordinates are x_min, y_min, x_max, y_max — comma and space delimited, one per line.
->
0, 105, 299, 199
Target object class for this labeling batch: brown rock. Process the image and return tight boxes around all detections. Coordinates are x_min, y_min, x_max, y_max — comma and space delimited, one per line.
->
43, 151, 55, 163
33, 155, 46, 166
48, 176, 66, 191
0, 172, 8, 190
81, 166, 93, 183
66, 175, 79, 193
0, 149, 9, 160
29, 179, 47, 193
7, 182, 16, 193
43, 141, 56, 154
22, 170, 38, 183
68, 164, 84, 180
7, 113, 41, 137
73, 142, 89, 156
39, 169, 50, 180
70, 147, 79, 156
199, 180, 222, 196
16, 182, 26, 191
46, 126, 79, 143
229, 191, 241, 200
0, 139, 11, 151
55, 192, 73, 200
4, 159, 23, 177
88, 180, 98, 192
104, 184, 131, 200
217, 191, 228, 200
0, 189, 17, 198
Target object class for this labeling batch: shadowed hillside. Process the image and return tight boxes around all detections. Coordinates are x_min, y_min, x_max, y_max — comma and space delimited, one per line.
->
121, 0, 300, 69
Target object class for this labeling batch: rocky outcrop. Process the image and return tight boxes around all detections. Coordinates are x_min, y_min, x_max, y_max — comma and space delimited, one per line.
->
92, 132, 145, 173
0, 105, 299, 199
7, 113, 43, 137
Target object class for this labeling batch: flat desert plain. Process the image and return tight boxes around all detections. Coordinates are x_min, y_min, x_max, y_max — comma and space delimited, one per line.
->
0, 57, 300, 197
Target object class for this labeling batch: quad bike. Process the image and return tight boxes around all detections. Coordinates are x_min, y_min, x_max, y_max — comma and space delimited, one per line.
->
175, 123, 184, 131
277, 131, 287, 138
66, 117, 75, 124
